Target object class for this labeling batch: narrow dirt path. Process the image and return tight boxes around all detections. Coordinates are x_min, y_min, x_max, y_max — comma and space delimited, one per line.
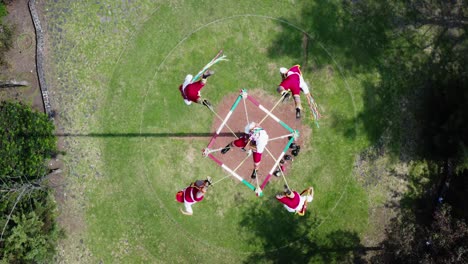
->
0, 0, 42, 111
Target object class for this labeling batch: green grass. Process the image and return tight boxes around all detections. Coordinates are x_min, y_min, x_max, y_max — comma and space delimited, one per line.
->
0, 3, 6, 19
45, 0, 376, 262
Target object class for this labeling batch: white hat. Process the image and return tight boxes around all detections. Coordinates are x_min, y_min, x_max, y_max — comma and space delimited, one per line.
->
279, 67, 288, 74
244, 122, 256, 134
184, 74, 193, 83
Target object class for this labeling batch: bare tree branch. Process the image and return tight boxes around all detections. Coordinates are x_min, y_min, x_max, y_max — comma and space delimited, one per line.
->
0, 186, 28, 241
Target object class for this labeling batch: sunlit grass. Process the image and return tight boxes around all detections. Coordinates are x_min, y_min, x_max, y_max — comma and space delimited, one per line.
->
46, 0, 376, 262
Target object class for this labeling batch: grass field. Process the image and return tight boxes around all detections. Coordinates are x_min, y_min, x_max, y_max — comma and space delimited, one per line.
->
45, 0, 376, 262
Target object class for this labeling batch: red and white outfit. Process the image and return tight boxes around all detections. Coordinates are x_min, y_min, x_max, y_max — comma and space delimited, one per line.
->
276, 189, 313, 214
279, 65, 310, 95
232, 123, 269, 168
176, 182, 206, 214
179, 74, 206, 105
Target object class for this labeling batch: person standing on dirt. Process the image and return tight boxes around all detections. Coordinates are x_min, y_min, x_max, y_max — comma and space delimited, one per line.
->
221, 122, 269, 179
176, 177, 212, 216
276, 65, 311, 119
179, 69, 214, 110
276, 185, 314, 216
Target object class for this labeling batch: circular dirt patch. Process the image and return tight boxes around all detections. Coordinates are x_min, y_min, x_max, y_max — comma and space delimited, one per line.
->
209, 89, 312, 188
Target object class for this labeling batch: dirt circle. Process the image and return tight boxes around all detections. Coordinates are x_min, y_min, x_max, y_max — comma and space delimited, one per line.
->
16, 33, 33, 52
209, 89, 311, 187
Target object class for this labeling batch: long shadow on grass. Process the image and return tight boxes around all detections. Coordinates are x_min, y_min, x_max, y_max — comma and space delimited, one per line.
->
54, 132, 233, 138
240, 198, 377, 263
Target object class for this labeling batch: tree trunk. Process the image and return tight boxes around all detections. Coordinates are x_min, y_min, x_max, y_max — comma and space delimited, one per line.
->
0, 80, 29, 88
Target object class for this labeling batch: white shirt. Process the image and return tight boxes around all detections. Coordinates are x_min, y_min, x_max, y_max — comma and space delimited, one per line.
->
250, 129, 269, 153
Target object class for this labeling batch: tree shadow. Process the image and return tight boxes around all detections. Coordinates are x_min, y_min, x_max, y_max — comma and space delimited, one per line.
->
359, 54, 468, 229
328, 112, 357, 140
239, 198, 375, 263
267, 0, 402, 154
269, 1, 468, 261
417, 74, 468, 161
268, 0, 394, 74
359, 0, 468, 161
269, 0, 468, 161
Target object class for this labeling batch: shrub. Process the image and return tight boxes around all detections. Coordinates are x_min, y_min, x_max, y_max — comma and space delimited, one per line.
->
0, 101, 62, 263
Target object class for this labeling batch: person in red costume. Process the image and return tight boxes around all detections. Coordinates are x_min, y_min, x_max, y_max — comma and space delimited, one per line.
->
276, 65, 311, 119
276, 185, 314, 216
179, 69, 214, 110
221, 122, 269, 179
176, 177, 212, 216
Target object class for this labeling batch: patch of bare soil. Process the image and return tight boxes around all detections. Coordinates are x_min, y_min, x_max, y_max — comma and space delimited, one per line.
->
210, 89, 312, 189
0, 0, 43, 110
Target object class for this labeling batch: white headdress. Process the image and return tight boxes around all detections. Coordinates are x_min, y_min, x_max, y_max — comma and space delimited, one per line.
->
244, 122, 256, 134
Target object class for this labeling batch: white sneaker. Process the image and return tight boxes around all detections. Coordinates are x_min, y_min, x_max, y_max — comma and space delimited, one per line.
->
180, 208, 193, 216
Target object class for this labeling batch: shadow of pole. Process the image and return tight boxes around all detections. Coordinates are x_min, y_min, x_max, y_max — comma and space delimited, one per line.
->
12, 132, 236, 138
54, 132, 235, 138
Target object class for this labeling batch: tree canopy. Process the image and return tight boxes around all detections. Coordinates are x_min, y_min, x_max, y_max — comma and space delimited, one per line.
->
0, 101, 62, 263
